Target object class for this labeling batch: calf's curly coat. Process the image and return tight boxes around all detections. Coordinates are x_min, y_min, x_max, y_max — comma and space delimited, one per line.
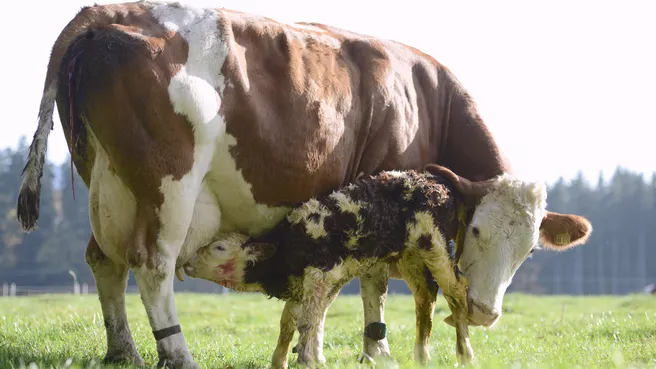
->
184, 165, 474, 368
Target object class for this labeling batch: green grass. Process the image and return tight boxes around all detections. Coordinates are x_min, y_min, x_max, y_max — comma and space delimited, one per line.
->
0, 293, 655, 369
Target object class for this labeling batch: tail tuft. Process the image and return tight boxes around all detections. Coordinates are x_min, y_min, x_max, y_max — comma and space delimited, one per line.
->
16, 86, 56, 232
17, 174, 42, 232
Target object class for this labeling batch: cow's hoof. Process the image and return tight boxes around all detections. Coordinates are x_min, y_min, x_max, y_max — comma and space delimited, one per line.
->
103, 352, 144, 367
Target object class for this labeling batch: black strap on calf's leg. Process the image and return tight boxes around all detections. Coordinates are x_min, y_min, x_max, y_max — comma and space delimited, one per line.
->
153, 325, 182, 341
364, 322, 387, 340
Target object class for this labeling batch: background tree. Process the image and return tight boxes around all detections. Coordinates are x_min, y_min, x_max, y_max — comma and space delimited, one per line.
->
0, 137, 654, 295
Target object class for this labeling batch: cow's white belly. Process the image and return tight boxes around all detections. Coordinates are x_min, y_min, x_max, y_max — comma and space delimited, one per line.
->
88, 144, 137, 264
88, 137, 290, 267
206, 133, 292, 236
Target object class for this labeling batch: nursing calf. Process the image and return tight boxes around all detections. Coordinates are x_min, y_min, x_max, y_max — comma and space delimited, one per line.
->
184, 164, 592, 368
185, 165, 471, 367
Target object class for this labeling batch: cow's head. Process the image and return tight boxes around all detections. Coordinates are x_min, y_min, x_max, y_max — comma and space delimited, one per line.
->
425, 164, 592, 328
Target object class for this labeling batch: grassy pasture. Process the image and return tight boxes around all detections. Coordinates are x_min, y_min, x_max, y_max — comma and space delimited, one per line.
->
0, 292, 654, 369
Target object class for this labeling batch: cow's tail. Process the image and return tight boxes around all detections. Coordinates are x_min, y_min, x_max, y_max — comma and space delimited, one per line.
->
16, 5, 122, 232
16, 79, 58, 232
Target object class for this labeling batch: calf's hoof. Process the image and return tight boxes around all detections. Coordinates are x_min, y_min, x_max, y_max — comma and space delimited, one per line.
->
156, 358, 200, 369
360, 354, 399, 369
413, 344, 430, 365
456, 342, 475, 367
359, 353, 374, 365
456, 353, 474, 367
363, 322, 391, 361
296, 353, 326, 369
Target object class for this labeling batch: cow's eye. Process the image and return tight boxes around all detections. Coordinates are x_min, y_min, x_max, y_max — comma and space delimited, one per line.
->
472, 226, 480, 238
529, 249, 535, 254
215, 245, 225, 251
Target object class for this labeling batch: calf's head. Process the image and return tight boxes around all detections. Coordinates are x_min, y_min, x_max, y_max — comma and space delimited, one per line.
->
426, 164, 592, 328
183, 233, 275, 292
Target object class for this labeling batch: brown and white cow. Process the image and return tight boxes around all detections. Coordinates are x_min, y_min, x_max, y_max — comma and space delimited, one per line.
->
16, 1, 591, 368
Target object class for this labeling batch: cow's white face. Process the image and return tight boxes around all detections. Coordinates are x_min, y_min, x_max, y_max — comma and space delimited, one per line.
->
455, 174, 592, 327
458, 176, 545, 327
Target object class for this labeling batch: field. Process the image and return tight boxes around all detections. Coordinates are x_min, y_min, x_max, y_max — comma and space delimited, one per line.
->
0, 292, 655, 369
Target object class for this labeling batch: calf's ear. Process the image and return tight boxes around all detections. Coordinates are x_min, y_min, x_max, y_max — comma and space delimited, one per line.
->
248, 242, 277, 260
539, 211, 592, 250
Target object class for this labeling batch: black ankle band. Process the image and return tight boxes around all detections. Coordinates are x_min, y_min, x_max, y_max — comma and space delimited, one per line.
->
364, 322, 387, 340
153, 325, 181, 341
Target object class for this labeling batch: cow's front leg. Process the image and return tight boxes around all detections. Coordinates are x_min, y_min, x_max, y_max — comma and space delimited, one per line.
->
271, 301, 301, 369
359, 264, 391, 363
132, 253, 196, 369
129, 197, 201, 368
85, 235, 144, 366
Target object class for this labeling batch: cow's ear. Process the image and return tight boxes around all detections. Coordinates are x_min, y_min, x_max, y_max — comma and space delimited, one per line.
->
248, 242, 277, 260
539, 211, 592, 250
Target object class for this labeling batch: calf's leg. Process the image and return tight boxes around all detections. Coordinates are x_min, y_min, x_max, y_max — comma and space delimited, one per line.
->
271, 301, 301, 369
296, 269, 344, 368
85, 235, 144, 366
359, 264, 391, 363
395, 258, 439, 365
418, 247, 474, 366
444, 295, 474, 365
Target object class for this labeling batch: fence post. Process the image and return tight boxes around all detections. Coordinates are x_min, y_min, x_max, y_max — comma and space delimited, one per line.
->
10, 283, 16, 297
2, 283, 7, 297
82, 283, 89, 295
69, 270, 80, 295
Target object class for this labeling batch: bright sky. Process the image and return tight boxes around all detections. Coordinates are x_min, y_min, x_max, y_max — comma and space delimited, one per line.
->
2, 0, 654, 185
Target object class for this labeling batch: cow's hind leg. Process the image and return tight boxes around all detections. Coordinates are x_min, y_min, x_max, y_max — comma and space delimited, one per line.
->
396, 258, 439, 365
85, 235, 144, 366
359, 264, 391, 363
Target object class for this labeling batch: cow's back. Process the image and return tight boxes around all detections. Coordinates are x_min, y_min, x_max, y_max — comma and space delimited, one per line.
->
215, 10, 446, 208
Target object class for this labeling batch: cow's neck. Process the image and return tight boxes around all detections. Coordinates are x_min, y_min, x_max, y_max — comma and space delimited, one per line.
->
438, 75, 513, 182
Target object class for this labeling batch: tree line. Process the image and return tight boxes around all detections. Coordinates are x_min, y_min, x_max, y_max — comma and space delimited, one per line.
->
1, 137, 654, 295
